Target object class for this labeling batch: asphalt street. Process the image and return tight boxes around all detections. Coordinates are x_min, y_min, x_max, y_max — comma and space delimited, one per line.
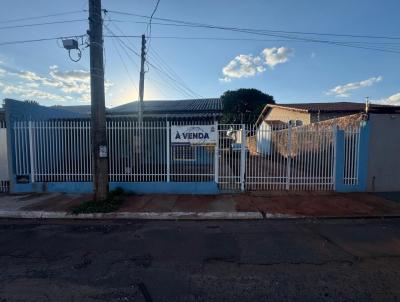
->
0, 218, 399, 301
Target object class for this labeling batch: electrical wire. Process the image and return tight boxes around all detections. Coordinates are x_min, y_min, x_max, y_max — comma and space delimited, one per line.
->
108, 31, 198, 97
103, 20, 400, 54
105, 23, 201, 98
0, 35, 86, 47
103, 34, 400, 45
0, 19, 87, 31
0, 10, 85, 24
105, 27, 139, 94
145, 0, 161, 74
146, 0, 161, 36
147, 45, 202, 98
107, 10, 400, 41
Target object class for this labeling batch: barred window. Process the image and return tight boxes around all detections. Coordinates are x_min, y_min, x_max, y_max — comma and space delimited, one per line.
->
173, 145, 196, 161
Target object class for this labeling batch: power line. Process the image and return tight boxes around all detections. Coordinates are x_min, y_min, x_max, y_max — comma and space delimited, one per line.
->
0, 10, 85, 24
0, 19, 87, 31
103, 17, 400, 54
146, 0, 161, 35
103, 34, 400, 45
105, 22, 201, 98
104, 27, 140, 57
106, 27, 139, 94
147, 46, 202, 98
0, 35, 86, 47
104, 25, 190, 98
103, 34, 400, 54
107, 10, 400, 41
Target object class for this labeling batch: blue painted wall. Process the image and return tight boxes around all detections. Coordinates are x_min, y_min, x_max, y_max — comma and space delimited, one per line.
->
335, 121, 371, 192
12, 181, 219, 195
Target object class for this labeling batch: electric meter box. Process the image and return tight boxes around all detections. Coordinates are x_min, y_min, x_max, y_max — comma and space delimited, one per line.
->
62, 39, 78, 50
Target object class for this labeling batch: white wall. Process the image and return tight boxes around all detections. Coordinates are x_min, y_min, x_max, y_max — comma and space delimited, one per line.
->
265, 107, 311, 124
256, 121, 272, 154
0, 129, 8, 181
366, 114, 400, 192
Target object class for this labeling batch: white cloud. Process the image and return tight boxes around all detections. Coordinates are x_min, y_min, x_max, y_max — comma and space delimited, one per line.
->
375, 92, 400, 105
327, 76, 383, 97
220, 54, 264, 81
310, 52, 316, 59
1, 83, 65, 101
0, 64, 113, 103
220, 46, 293, 82
385, 92, 400, 105
262, 47, 293, 68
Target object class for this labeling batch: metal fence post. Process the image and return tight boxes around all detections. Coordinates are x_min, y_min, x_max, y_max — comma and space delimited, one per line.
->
166, 121, 170, 182
333, 125, 337, 190
214, 121, 219, 184
240, 124, 246, 191
28, 121, 35, 183
286, 122, 292, 190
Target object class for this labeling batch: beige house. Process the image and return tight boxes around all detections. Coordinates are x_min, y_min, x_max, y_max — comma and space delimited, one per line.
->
256, 102, 400, 126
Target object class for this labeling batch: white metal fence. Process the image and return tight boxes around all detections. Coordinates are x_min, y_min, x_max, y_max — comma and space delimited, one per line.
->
344, 126, 361, 185
14, 120, 216, 183
218, 123, 337, 191
12, 120, 361, 191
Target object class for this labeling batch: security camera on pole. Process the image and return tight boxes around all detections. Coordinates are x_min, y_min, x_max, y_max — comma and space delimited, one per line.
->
88, 0, 108, 201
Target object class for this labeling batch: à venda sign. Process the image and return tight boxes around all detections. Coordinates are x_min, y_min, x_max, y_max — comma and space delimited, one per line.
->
171, 125, 217, 145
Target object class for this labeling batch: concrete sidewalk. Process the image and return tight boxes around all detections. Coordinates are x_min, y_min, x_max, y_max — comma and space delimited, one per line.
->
0, 191, 400, 220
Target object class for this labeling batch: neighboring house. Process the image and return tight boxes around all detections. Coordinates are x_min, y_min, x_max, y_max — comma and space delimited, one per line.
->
253, 102, 400, 156
255, 102, 400, 126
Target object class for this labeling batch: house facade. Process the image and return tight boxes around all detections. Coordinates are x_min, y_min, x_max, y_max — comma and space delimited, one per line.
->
256, 102, 400, 126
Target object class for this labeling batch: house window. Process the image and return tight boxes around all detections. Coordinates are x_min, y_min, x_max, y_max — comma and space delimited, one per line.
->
289, 120, 303, 127
173, 145, 196, 161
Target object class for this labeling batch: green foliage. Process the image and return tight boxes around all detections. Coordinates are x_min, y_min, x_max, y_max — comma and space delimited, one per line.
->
221, 88, 275, 124
71, 187, 128, 214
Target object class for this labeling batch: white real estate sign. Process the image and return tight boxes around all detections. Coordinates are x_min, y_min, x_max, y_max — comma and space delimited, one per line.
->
171, 125, 217, 145
0, 129, 8, 180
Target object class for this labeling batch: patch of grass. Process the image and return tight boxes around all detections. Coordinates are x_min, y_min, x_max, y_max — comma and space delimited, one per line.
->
71, 187, 128, 214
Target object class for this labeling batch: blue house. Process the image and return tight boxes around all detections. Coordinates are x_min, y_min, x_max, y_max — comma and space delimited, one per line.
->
4, 98, 223, 194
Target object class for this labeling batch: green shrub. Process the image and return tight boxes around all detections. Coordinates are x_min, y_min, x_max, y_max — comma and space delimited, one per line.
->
71, 188, 128, 214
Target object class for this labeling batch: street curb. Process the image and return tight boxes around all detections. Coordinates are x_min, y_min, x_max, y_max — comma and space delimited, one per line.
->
0, 210, 265, 220
1, 210, 398, 221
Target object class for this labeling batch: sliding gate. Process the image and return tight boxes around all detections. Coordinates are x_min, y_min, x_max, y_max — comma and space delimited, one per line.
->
218, 123, 360, 191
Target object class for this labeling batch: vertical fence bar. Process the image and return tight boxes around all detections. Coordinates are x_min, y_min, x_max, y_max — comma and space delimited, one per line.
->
166, 121, 170, 182
285, 122, 292, 190
214, 121, 219, 184
333, 125, 338, 190
240, 124, 246, 191
28, 121, 35, 183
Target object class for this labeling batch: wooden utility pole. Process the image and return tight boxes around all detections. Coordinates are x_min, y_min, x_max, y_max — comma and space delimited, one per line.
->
88, 0, 108, 201
138, 34, 146, 123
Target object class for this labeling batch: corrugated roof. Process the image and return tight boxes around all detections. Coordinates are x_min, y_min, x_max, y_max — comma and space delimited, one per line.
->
109, 98, 222, 114
269, 102, 400, 113
52, 105, 92, 115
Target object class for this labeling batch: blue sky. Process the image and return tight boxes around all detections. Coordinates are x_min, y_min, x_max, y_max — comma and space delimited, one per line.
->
0, 0, 399, 107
